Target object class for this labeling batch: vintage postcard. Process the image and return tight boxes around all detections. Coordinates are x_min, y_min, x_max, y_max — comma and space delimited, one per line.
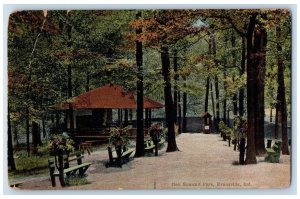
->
6, 9, 291, 190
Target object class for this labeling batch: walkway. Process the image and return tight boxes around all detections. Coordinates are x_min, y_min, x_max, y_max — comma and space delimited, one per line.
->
16, 133, 290, 190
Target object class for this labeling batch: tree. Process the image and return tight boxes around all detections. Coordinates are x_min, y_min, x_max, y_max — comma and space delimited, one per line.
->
231, 31, 238, 116
239, 36, 246, 117
135, 11, 145, 157
276, 25, 290, 155
7, 102, 16, 171
254, 22, 267, 156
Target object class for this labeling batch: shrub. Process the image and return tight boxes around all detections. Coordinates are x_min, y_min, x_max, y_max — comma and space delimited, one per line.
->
108, 127, 130, 147
65, 176, 90, 186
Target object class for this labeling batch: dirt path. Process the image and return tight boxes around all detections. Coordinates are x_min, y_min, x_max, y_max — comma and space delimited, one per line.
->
15, 133, 290, 190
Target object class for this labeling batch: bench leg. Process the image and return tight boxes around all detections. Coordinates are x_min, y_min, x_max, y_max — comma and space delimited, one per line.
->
59, 173, 65, 187
79, 166, 89, 176
223, 133, 227, 141
50, 175, 56, 187
116, 147, 122, 168
58, 155, 66, 187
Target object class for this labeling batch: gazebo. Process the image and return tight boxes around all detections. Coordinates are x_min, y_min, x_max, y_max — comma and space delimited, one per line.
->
54, 84, 164, 140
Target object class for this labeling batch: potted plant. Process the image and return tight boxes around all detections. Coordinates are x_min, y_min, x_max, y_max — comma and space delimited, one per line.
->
149, 123, 162, 156
108, 127, 130, 148
48, 132, 74, 186
108, 127, 130, 167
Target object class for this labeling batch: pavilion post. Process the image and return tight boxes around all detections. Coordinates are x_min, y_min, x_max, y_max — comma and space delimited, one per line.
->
145, 109, 149, 128
106, 109, 112, 127
124, 109, 128, 126
149, 109, 152, 127
129, 109, 133, 122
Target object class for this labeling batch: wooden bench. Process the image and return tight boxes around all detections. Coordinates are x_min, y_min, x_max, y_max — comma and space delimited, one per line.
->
158, 138, 165, 149
144, 140, 155, 153
48, 153, 92, 187
106, 146, 135, 168
63, 152, 85, 169
265, 140, 281, 163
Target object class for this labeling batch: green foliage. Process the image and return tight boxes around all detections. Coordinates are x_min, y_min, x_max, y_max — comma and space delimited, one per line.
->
108, 127, 130, 147
65, 176, 90, 186
13, 154, 49, 172
48, 133, 74, 155
218, 121, 232, 136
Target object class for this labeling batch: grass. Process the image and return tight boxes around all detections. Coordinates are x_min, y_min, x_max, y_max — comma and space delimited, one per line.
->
8, 144, 100, 183
65, 176, 90, 186
8, 151, 50, 182
14, 155, 49, 171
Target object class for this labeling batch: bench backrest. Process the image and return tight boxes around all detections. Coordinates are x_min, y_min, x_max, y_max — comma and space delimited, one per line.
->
48, 152, 83, 171
272, 141, 282, 153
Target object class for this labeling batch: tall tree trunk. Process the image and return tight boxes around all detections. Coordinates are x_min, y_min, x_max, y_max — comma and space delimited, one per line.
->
42, 117, 46, 138
178, 89, 182, 134
205, 35, 213, 114
239, 37, 246, 117
56, 111, 60, 129
211, 34, 220, 124
26, 107, 30, 157
223, 73, 227, 123
231, 32, 238, 116
86, 72, 90, 92
270, 107, 273, 123
67, 13, 75, 139
214, 76, 220, 130
274, 103, 279, 139
68, 103, 75, 138
32, 121, 41, 153
8, 103, 16, 171
161, 45, 178, 152
204, 77, 210, 113
13, 126, 19, 146
276, 26, 289, 155
254, 25, 267, 156
135, 11, 145, 157
213, 34, 220, 125
210, 82, 216, 129
232, 77, 238, 116
233, 93, 238, 115
173, 50, 178, 126
183, 76, 187, 132
223, 36, 228, 124
245, 14, 258, 164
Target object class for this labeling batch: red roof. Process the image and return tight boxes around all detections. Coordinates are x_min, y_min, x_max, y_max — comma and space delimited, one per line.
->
144, 97, 164, 109
55, 84, 164, 110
